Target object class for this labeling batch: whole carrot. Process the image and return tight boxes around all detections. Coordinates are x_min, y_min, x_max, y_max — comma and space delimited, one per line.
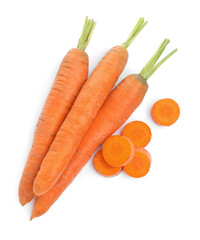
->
18, 17, 96, 206
33, 18, 147, 196
31, 39, 177, 219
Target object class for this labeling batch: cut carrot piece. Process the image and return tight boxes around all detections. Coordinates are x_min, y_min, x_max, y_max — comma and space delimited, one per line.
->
102, 135, 134, 167
93, 150, 122, 177
152, 98, 180, 126
123, 148, 151, 178
122, 121, 151, 148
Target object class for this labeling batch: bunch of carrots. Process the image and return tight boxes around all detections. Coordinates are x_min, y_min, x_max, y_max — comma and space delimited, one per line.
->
19, 16, 179, 219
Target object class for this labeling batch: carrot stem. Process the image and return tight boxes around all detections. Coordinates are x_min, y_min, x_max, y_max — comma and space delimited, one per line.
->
149, 49, 177, 77
121, 18, 148, 49
139, 39, 177, 80
77, 16, 96, 51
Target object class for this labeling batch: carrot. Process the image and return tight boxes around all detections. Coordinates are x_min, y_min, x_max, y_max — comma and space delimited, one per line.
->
31, 38, 177, 219
93, 150, 122, 177
33, 18, 147, 196
123, 148, 151, 178
122, 121, 151, 148
18, 17, 96, 206
152, 98, 180, 126
102, 135, 134, 167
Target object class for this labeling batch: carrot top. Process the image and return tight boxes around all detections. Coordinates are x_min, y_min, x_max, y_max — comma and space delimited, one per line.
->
140, 39, 177, 80
77, 16, 96, 51
121, 17, 148, 49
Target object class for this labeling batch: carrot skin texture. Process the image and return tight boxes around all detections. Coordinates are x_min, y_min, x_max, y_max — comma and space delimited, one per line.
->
19, 49, 88, 205
33, 46, 128, 196
31, 74, 148, 219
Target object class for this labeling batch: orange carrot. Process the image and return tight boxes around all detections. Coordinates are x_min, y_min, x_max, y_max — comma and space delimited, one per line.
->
31, 74, 148, 219
123, 148, 151, 178
93, 150, 122, 177
18, 17, 96, 206
33, 18, 147, 196
122, 121, 151, 148
152, 98, 180, 126
102, 135, 134, 167
31, 38, 176, 219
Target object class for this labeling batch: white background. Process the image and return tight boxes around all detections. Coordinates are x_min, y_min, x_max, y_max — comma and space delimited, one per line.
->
0, 0, 200, 239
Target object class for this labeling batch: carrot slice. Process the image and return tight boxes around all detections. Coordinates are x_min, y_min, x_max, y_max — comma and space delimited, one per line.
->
102, 135, 134, 167
93, 150, 122, 177
122, 121, 151, 148
152, 98, 180, 126
123, 148, 151, 178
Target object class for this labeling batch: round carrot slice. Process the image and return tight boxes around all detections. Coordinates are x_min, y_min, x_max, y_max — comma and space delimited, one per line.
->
122, 121, 151, 148
102, 135, 134, 167
152, 98, 180, 126
93, 150, 122, 177
123, 148, 151, 178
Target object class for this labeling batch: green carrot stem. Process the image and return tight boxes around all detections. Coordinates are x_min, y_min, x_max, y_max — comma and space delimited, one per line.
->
121, 18, 148, 49
139, 39, 177, 80
77, 16, 96, 51
148, 49, 177, 78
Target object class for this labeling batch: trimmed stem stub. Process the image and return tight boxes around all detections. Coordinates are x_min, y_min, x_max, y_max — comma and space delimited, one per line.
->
77, 16, 96, 51
139, 39, 177, 80
121, 18, 148, 49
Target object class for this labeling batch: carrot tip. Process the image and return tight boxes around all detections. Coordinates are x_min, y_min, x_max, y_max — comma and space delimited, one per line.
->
19, 198, 28, 206
30, 212, 36, 221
